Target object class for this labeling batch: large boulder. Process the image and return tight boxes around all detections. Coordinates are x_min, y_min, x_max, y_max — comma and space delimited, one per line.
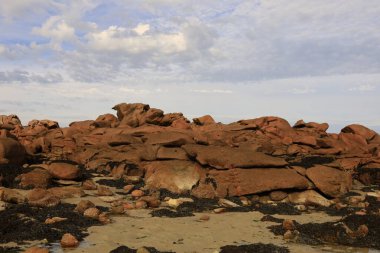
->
0, 137, 25, 165
113, 103, 163, 127
143, 131, 194, 146
0, 114, 22, 130
193, 115, 216, 126
47, 162, 81, 180
144, 160, 202, 194
341, 124, 377, 142
182, 144, 287, 169
198, 168, 310, 197
306, 165, 352, 197
17, 168, 52, 189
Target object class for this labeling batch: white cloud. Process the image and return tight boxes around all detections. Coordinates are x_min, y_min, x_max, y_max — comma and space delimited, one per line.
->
133, 23, 150, 35
0, 44, 5, 54
190, 89, 233, 94
32, 16, 76, 49
86, 25, 186, 54
291, 86, 316, 95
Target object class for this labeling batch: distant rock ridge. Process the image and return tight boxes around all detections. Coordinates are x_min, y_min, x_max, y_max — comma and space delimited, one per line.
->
1, 102, 379, 198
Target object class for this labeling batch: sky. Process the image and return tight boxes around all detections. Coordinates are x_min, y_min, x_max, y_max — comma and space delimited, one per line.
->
0, 0, 379, 132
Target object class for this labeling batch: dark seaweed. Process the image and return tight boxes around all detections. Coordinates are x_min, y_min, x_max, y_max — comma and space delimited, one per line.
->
220, 243, 289, 253
0, 203, 100, 243
97, 178, 127, 189
109, 246, 174, 253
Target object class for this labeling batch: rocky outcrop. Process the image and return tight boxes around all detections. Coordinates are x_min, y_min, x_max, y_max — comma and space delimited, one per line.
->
1, 102, 379, 201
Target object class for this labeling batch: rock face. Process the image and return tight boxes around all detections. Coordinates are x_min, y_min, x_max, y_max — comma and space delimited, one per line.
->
2, 102, 380, 201
144, 160, 202, 194
47, 162, 81, 180
182, 144, 287, 169
195, 168, 310, 197
306, 165, 352, 197
0, 137, 25, 165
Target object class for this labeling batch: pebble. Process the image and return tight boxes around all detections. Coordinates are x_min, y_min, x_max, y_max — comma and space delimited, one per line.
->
82, 179, 97, 190
131, 189, 144, 198
23, 247, 49, 253
74, 200, 95, 214
60, 233, 79, 248
83, 207, 101, 219
213, 208, 226, 214
282, 219, 295, 231
199, 214, 210, 221
97, 185, 114, 196
45, 217, 67, 224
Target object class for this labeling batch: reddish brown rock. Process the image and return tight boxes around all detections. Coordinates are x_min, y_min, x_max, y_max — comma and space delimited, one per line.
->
48, 186, 84, 199
131, 189, 144, 198
156, 146, 188, 160
47, 162, 81, 180
306, 165, 352, 197
269, 191, 288, 201
83, 207, 100, 219
95, 113, 118, 128
60, 233, 79, 248
182, 144, 287, 169
144, 160, 202, 194
27, 188, 60, 207
0, 187, 26, 204
74, 200, 96, 214
23, 247, 50, 253
82, 179, 97, 190
207, 168, 309, 197
97, 185, 113, 196
0, 114, 22, 130
143, 131, 194, 146
0, 137, 26, 165
17, 168, 52, 189
341, 124, 377, 141
193, 115, 216, 125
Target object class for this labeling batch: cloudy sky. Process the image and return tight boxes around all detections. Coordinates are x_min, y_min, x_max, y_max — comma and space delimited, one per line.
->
0, 0, 379, 132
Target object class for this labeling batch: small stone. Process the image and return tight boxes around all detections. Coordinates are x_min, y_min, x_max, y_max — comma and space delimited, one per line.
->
82, 179, 97, 190
111, 205, 125, 214
283, 230, 299, 240
74, 200, 95, 214
123, 202, 135, 210
282, 219, 295, 231
218, 198, 240, 208
98, 212, 111, 224
83, 207, 100, 219
199, 214, 210, 221
23, 247, 49, 253
123, 184, 134, 193
45, 217, 67, 224
97, 185, 113, 196
135, 200, 147, 209
269, 191, 288, 201
295, 205, 307, 211
356, 224, 369, 237
140, 196, 161, 208
355, 210, 367, 216
213, 208, 226, 214
131, 189, 144, 198
239, 196, 251, 206
60, 233, 79, 248
124, 176, 142, 184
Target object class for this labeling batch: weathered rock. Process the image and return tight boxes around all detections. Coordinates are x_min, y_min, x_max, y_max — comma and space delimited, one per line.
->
282, 219, 295, 231
82, 179, 97, 190
97, 185, 113, 196
95, 113, 118, 128
193, 115, 216, 125
23, 247, 50, 253
74, 200, 96, 214
156, 146, 188, 160
205, 168, 310, 197
143, 131, 194, 146
83, 207, 100, 219
60, 233, 79, 248
288, 190, 332, 207
17, 169, 52, 189
131, 189, 144, 198
47, 162, 81, 180
0, 114, 22, 130
0, 187, 26, 203
144, 160, 202, 194
48, 186, 84, 199
0, 137, 26, 165
45, 216, 67, 224
306, 165, 352, 197
27, 188, 60, 207
341, 124, 377, 141
269, 191, 288, 201
182, 144, 287, 169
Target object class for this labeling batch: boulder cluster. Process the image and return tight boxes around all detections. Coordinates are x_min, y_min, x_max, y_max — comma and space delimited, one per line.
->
1, 102, 379, 203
